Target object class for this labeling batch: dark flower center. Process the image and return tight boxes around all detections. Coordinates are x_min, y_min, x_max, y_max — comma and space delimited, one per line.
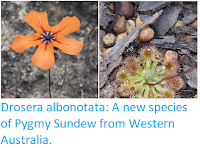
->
41, 32, 55, 43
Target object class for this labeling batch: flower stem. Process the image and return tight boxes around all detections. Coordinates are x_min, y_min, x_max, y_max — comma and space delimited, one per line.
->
146, 64, 197, 86
49, 69, 51, 98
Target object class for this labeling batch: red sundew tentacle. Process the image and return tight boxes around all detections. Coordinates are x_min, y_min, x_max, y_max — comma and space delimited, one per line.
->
116, 68, 129, 82
140, 45, 157, 61
162, 89, 175, 98
118, 83, 138, 97
163, 59, 179, 75
152, 51, 164, 63
169, 76, 185, 91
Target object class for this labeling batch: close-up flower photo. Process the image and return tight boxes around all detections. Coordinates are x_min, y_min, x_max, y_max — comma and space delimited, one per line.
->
99, 1, 197, 98
1, 1, 98, 98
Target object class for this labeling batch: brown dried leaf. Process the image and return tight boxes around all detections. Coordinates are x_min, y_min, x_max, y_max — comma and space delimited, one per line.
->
171, 26, 197, 35
154, 4, 183, 38
183, 65, 197, 89
99, 2, 115, 29
137, 1, 171, 12
156, 42, 197, 52
150, 36, 175, 44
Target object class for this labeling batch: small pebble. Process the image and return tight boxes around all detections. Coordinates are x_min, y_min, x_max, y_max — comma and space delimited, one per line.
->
58, 80, 63, 86
21, 70, 26, 73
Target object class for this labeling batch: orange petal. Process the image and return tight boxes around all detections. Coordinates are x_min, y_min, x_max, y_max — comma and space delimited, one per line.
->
11, 33, 42, 53
24, 11, 51, 33
32, 43, 55, 70
52, 36, 83, 55
51, 16, 81, 36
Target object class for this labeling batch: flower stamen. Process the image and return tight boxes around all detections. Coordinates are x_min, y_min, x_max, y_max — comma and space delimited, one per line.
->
41, 32, 55, 43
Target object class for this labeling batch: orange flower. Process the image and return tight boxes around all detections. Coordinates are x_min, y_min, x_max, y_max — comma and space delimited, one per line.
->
12, 11, 83, 70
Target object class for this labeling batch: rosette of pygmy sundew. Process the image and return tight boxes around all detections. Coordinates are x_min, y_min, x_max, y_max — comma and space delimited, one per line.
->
118, 83, 138, 97
116, 67, 129, 82
163, 59, 179, 75
124, 56, 140, 74
115, 45, 185, 98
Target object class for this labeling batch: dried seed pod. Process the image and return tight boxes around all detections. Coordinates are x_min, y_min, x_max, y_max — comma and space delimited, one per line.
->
139, 27, 154, 42
126, 20, 135, 34
102, 33, 116, 46
113, 16, 126, 33
119, 2, 135, 19
174, 20, 185, 27
116, 32, 127, 43
135, 15, 144, 27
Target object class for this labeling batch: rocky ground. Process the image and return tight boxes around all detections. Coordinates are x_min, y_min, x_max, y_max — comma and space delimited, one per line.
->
1, 1, 98, 98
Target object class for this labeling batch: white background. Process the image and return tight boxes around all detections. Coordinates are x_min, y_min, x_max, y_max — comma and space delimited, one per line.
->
0, 100, 200, 148
1, 0, 199, 148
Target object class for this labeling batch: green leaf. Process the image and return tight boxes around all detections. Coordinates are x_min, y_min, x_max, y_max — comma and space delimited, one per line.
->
144, 85, 150, 98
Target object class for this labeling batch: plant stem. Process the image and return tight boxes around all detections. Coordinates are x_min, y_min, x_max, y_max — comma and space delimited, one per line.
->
146, 64, 197, 86
49, 69, 51, 98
